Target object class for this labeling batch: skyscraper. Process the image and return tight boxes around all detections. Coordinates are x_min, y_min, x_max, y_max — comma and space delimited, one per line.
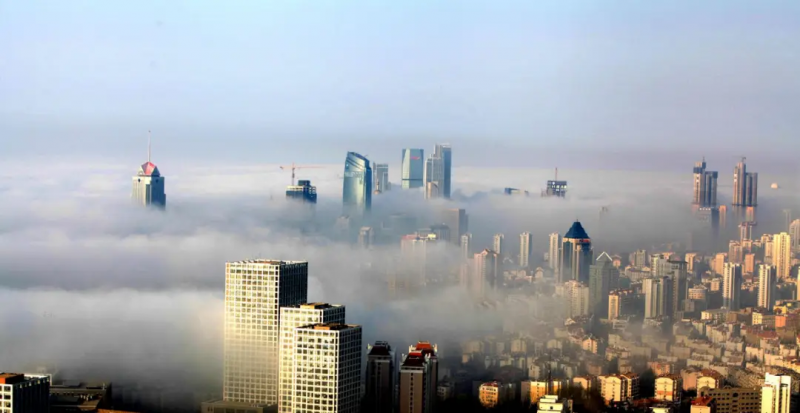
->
286, 180, 318, 204
773, 232, 792, 279
732, 158, 758, 207
289, 323, 362, 413
441, 208, 468, 245
423, 144, 452, 199
739, 221, 755, 242
365, 341, 395, 413
358, 227, 375, 249
343, 152, 372, 215
790, 219, 800, 251
373, 163, 390, 193
722, 263, 742, 310
520, 232, 533, 268
131, 132, 166, 208
278, 303, 346, 413
401, 149, 424, 189
757, 265, 777, 310
460, 233, 472, 260
472, 249, 499, 298
399, 342, 438, 413
548, 233, 561, 273
437, 144, 452, 199
654, 259, 688, 319
643, 277, 672, 319
692, 158, 718, 208
589, 252, 620, 315
560, 221, 593, 284
493, 233, 505, 257
224, 260, 308, 405
761, 373, 793, 413
563, 280, 590, 318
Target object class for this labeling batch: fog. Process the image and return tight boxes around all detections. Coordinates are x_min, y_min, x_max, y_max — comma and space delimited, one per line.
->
0, 159, 797, 410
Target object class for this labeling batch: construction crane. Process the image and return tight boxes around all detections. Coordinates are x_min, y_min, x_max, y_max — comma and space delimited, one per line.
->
279, 162, 325, 186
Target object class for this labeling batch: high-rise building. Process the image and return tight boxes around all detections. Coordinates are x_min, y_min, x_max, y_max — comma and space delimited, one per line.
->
598, 373, 640, 404
288, 323, 362, 413
0, 373, 50, 413
441, 209, 468, 245
654, 259, 688, 319
224, 260, 308, 404
343, 152, 372, 215
762, 373, 794, 413
757, 265, 777, 310
365, 341, 395, 413
589, 252, 620, 315
722, 263, 742, 310
460, 233, 472, 261
632, 249, 648, 268
278, 304, 346, 413
692, 158, 718, 208
437, 144, 452, 199
644, 277, 673, 319
520, 232, 533, 268
739, 222, 755, 242
563, 280, 590, 318
609, 289, 635, 320
732, 158, 758, 207
692, 207, 720, 252
472, 249, 499, 298
493, 234, 505, 257
478, 382, 513, 409
773, 232, 792, 279
560, 221, 593, 284
400, 234, 441, 287
542, 168, 568, 198
399, 342, 438, 413
131, 133, 166, 208
655, 375, 683, 402
728, 241, 743, 264
373, 163, 390, 193
401, 149, 424, 189
286, 180, 318, 204
549, 233, 561, 273
423, 144, 451, 199
358, 227, 375, 249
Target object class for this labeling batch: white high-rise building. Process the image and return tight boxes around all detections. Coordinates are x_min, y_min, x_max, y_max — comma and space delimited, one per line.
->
758, 265, 777, 310
289, 323, 363, 413
722, 262, 743, 310
790, 219, 800, 251
643, 277, 672, 319
131, 132, 166, 208
520, 232, 533, 268
563, 280, 590, 318
0, 373, 50, 413
549, 233, 561, 272
461, 233, 473, 261
493, 234, 505, 257
278, 303, 346, 413
761, 373, 793, 413
773, 232, 792, 280
224, 260, 308, 405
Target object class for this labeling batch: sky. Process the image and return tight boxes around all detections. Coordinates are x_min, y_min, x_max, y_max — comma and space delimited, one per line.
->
1, 1, 799, 169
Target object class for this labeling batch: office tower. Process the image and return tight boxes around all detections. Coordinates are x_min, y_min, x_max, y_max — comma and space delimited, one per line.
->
563, 280, 590, 318
773, 232, 792, 279
631, 249, 648, 268
472, 249, 499, 298
493, 233, 505, 257
131, 133, 166, 208
520, 232, 533, 268
424, 181, 440, 199
0, 373, 50, 413
399, 342, 438, 413
436, 144, 452, 199
358, 227, 375, 249
733, 158, 758, 207
460, 233, 472, 260
401, 149, 424, 189
549, 233, 561, 272
423, 146, 445, 199
342, 152, 372, 215
757, 265, 777, 310
224, 260, 308, 404
609, 289, 635, 320
288, 323, 362, 413
542, 168, 568, 198
365, 341, 395, 413
739, 222, 754, 242
589, 252, 620, 315
278, 304, 346, 413
440, 208, 468, 245
561, 221, 593, 284
644, 277, 672, 319
286, 180, 318, 204
692, 158, 718, 208
372, 163, 390, 194
762, 373, 793, 413
722, 263, 742, 310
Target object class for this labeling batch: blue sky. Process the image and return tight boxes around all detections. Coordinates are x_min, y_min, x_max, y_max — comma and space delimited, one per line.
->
1, 1, 799, 169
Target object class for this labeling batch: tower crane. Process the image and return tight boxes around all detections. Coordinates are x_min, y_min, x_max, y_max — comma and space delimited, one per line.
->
279, 162, 325, 186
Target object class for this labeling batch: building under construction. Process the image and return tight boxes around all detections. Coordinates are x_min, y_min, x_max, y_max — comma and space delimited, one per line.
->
286, 180, 317, 203
542, 168, 567, 198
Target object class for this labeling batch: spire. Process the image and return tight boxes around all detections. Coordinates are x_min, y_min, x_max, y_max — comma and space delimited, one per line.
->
148, 130, 152, 163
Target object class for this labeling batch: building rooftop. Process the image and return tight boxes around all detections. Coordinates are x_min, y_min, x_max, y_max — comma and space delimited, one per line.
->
692, 397, 714, 406
138, 161, 160, 177
0, 373, 24, 385
227, 260, 308, 266
298, 303, 338, 310
300, 322, 359, 331
564, 221, 590, 240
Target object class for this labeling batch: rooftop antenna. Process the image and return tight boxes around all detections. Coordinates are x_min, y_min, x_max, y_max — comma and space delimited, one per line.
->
148, 130, 152, 163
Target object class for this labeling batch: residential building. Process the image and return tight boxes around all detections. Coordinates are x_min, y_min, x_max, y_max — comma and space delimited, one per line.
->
358, 227, 374, 249
589, 252, 620, 315
732, 158, 758, 207
598, 373, 639, 404
400, 149, 424, 189
520, 232, 533, 268
0, 373, 50, 413
560, 221, 593, 283
223, 260, 308, 404
758, 265, 777, 310
278, 303, 346, 413
478, 382, 513, 409
289, 323, 362, 413
693, 158, 718, 208
654, 259, 688, 319
644, 277, 673, 319
690, 397, 716, 413
460, 233, 472, 260
549, 233, 561, 273
564, 280, 590, 318
493, 234, 505, 258
441, 209, 468, 245
655, 375, 682, 402
761, 373, 793, 413
790, 219, 800, 251
537, 395, 572, 413
364, 341, 395, 413
609, 289, 635, 320
739, 222, 754, 242
699, 387, 760, 413
472, 249, 500, 298
398, 342, 438, 413
722, 263, 743, 310
521, 380, 566, 406
342, 152, 372, 215
773, 232, 792, 279
131, 135, 166, 208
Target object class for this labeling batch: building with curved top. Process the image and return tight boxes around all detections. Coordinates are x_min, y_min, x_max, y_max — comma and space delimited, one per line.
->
342, 152, 372, 215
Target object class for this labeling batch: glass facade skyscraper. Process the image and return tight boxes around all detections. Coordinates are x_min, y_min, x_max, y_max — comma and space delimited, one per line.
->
343, 152, 372, 215
401, 148, 424, 189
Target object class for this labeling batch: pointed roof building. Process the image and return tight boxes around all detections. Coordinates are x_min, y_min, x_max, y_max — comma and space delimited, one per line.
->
565, 221, 590, 240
